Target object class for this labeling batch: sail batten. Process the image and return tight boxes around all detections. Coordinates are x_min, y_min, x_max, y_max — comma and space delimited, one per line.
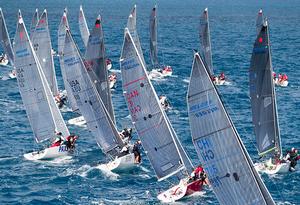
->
187, 53, 275, 205
63, 29, 123, 157
121, 28, 192, 180
249, 21, 281, 157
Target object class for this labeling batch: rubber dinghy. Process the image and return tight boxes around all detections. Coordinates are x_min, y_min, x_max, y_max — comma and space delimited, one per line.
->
14, 11, 75, 161
249, 16, 290, 174
62, 15, 137, 172
121, 21, 203, 202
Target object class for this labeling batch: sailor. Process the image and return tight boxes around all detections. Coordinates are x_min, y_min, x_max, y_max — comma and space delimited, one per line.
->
272, 72, 276, 80
55, 94, 67, 109
132, 140, 142, 164
278, 73, 282, 82
219, 72, 225, 81
159, 95, 169, 110
50, 132, 64, 147
106, 58, 112, 65
120, 128, 132, 143
282, 74, 288, 82
64, 134, 78, 149
162, 65, 172, 74
109, 73, 117, 81
190, 165, 209, 184
285, 148, 300, 171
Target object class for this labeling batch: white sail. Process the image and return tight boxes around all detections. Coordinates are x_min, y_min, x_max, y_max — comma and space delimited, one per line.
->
249, 20, 281, 157
120, 28, 193, 180
63, 29, 123, 157
79, 5, 90, 48
58, 9, 79, 112
187, 53, 275, 205
126, 5, 146, 66
84, 15, 115, 123
29, 8, 39, 40
0, 8, 14, 65
31, 10, 59, 95
14, 13, 69, 143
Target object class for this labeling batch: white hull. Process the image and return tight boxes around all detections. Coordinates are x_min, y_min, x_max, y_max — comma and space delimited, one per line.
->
254, 158, 291, 174
68, 116, 86, 126
0, 59, 8, 66
105, 153, 136, 172
109, 79, 116, 89
24, 145, 71, 161
148, 69, 172, 80
274, 78, 288, 87
213, 77, 226, 86
8, 70, 17, 79
106, 63, 112, 70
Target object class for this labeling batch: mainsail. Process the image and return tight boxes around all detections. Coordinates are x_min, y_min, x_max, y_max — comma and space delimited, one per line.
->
58, 9, 79, 112
249, 21, 281, 157
63, 29, 123, 157
0, 8, 14, 65
187, 53, 275, 205
84, 15, 115, 123
199, 8, 214, 76
126, 5, 146, 66
79, 5, 90, 48
149, 5, 158, 67
256, 9, 264, 35
31, 10, 59, 96
120, 28, 193, 180
14, 13, 69, 143
30, 9, 39, 40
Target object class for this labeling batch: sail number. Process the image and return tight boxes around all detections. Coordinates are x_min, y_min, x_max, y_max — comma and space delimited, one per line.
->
16, 68, 25, 87
125, 89, 141, 121
69, 80, 81, 92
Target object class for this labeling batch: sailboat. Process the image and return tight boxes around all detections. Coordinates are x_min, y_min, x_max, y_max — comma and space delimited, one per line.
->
121, 28, 203, 203
250, 19, 290, 174
0, 8, 15, 70
199, 8, 227, 86
148, 5, 173, 80
256, 10, 288, 87
14, 12, 76, 161
187, 52, 275, 205
31, 9, 59, 96
63, 21, 136, 171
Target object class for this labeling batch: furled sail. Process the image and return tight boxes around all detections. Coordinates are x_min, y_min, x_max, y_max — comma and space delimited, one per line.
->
199, 8, 214, 76
14, 13, 69, 143
58, 9, 79, 112
0, 8, 14, 65
149, 5, 158, 67
187, 52, 275, 205
126, 5, 146, 66
249, 21, 281, 157
120, 28, 193, 180
79, 5, 90, 48
63, 29, 123, 157
30, 8, 39, 40
84, 15, 115, 123
31, 10, 59, 95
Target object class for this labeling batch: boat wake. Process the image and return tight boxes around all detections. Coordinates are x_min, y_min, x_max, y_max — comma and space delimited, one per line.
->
95, 164, 120, 180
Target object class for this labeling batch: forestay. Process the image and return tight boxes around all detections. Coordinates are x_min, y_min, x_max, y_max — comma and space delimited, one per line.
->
149, 5, 158, 67
126, 5, 146, 66
58, 9, 79, 112
31, 10, 59, 95
84, 15, 115, 123
0, 8, 14, 65
63, 30, 123, 157
79, 5, 90, 48
30, 9, 39, 40
187, 53, 275, 205
249, 21, 281, 157
14, 14, 69, 143
120, 29, 193, 180
199, 8, 214, 76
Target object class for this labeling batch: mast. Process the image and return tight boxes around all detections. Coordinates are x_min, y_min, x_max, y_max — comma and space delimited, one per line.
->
0, 8, 14, 65
187, 52, 275, 204
149, 5, 159, 67
79, 5, 90, 48
120, 28, 193, 180
249, 20, 281, 157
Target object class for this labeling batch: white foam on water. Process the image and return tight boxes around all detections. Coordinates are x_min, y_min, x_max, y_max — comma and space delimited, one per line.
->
109, 69, 121, 73
95, 164, 119, 181
182, 78, 190, 83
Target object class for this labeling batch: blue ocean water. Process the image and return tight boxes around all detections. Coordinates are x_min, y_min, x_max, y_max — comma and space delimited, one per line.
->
0, 0, 299, 204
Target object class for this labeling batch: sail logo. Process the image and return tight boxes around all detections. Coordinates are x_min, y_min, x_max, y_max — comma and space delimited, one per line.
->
64, 57, 80, 66
190, 100, 219, 118
121, 58, 139, 70
16, 48, 30, 58
89, 37, 101, 45
263, 97, 272, 107
253, 45, 268, 53
35, 27, 46, 32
